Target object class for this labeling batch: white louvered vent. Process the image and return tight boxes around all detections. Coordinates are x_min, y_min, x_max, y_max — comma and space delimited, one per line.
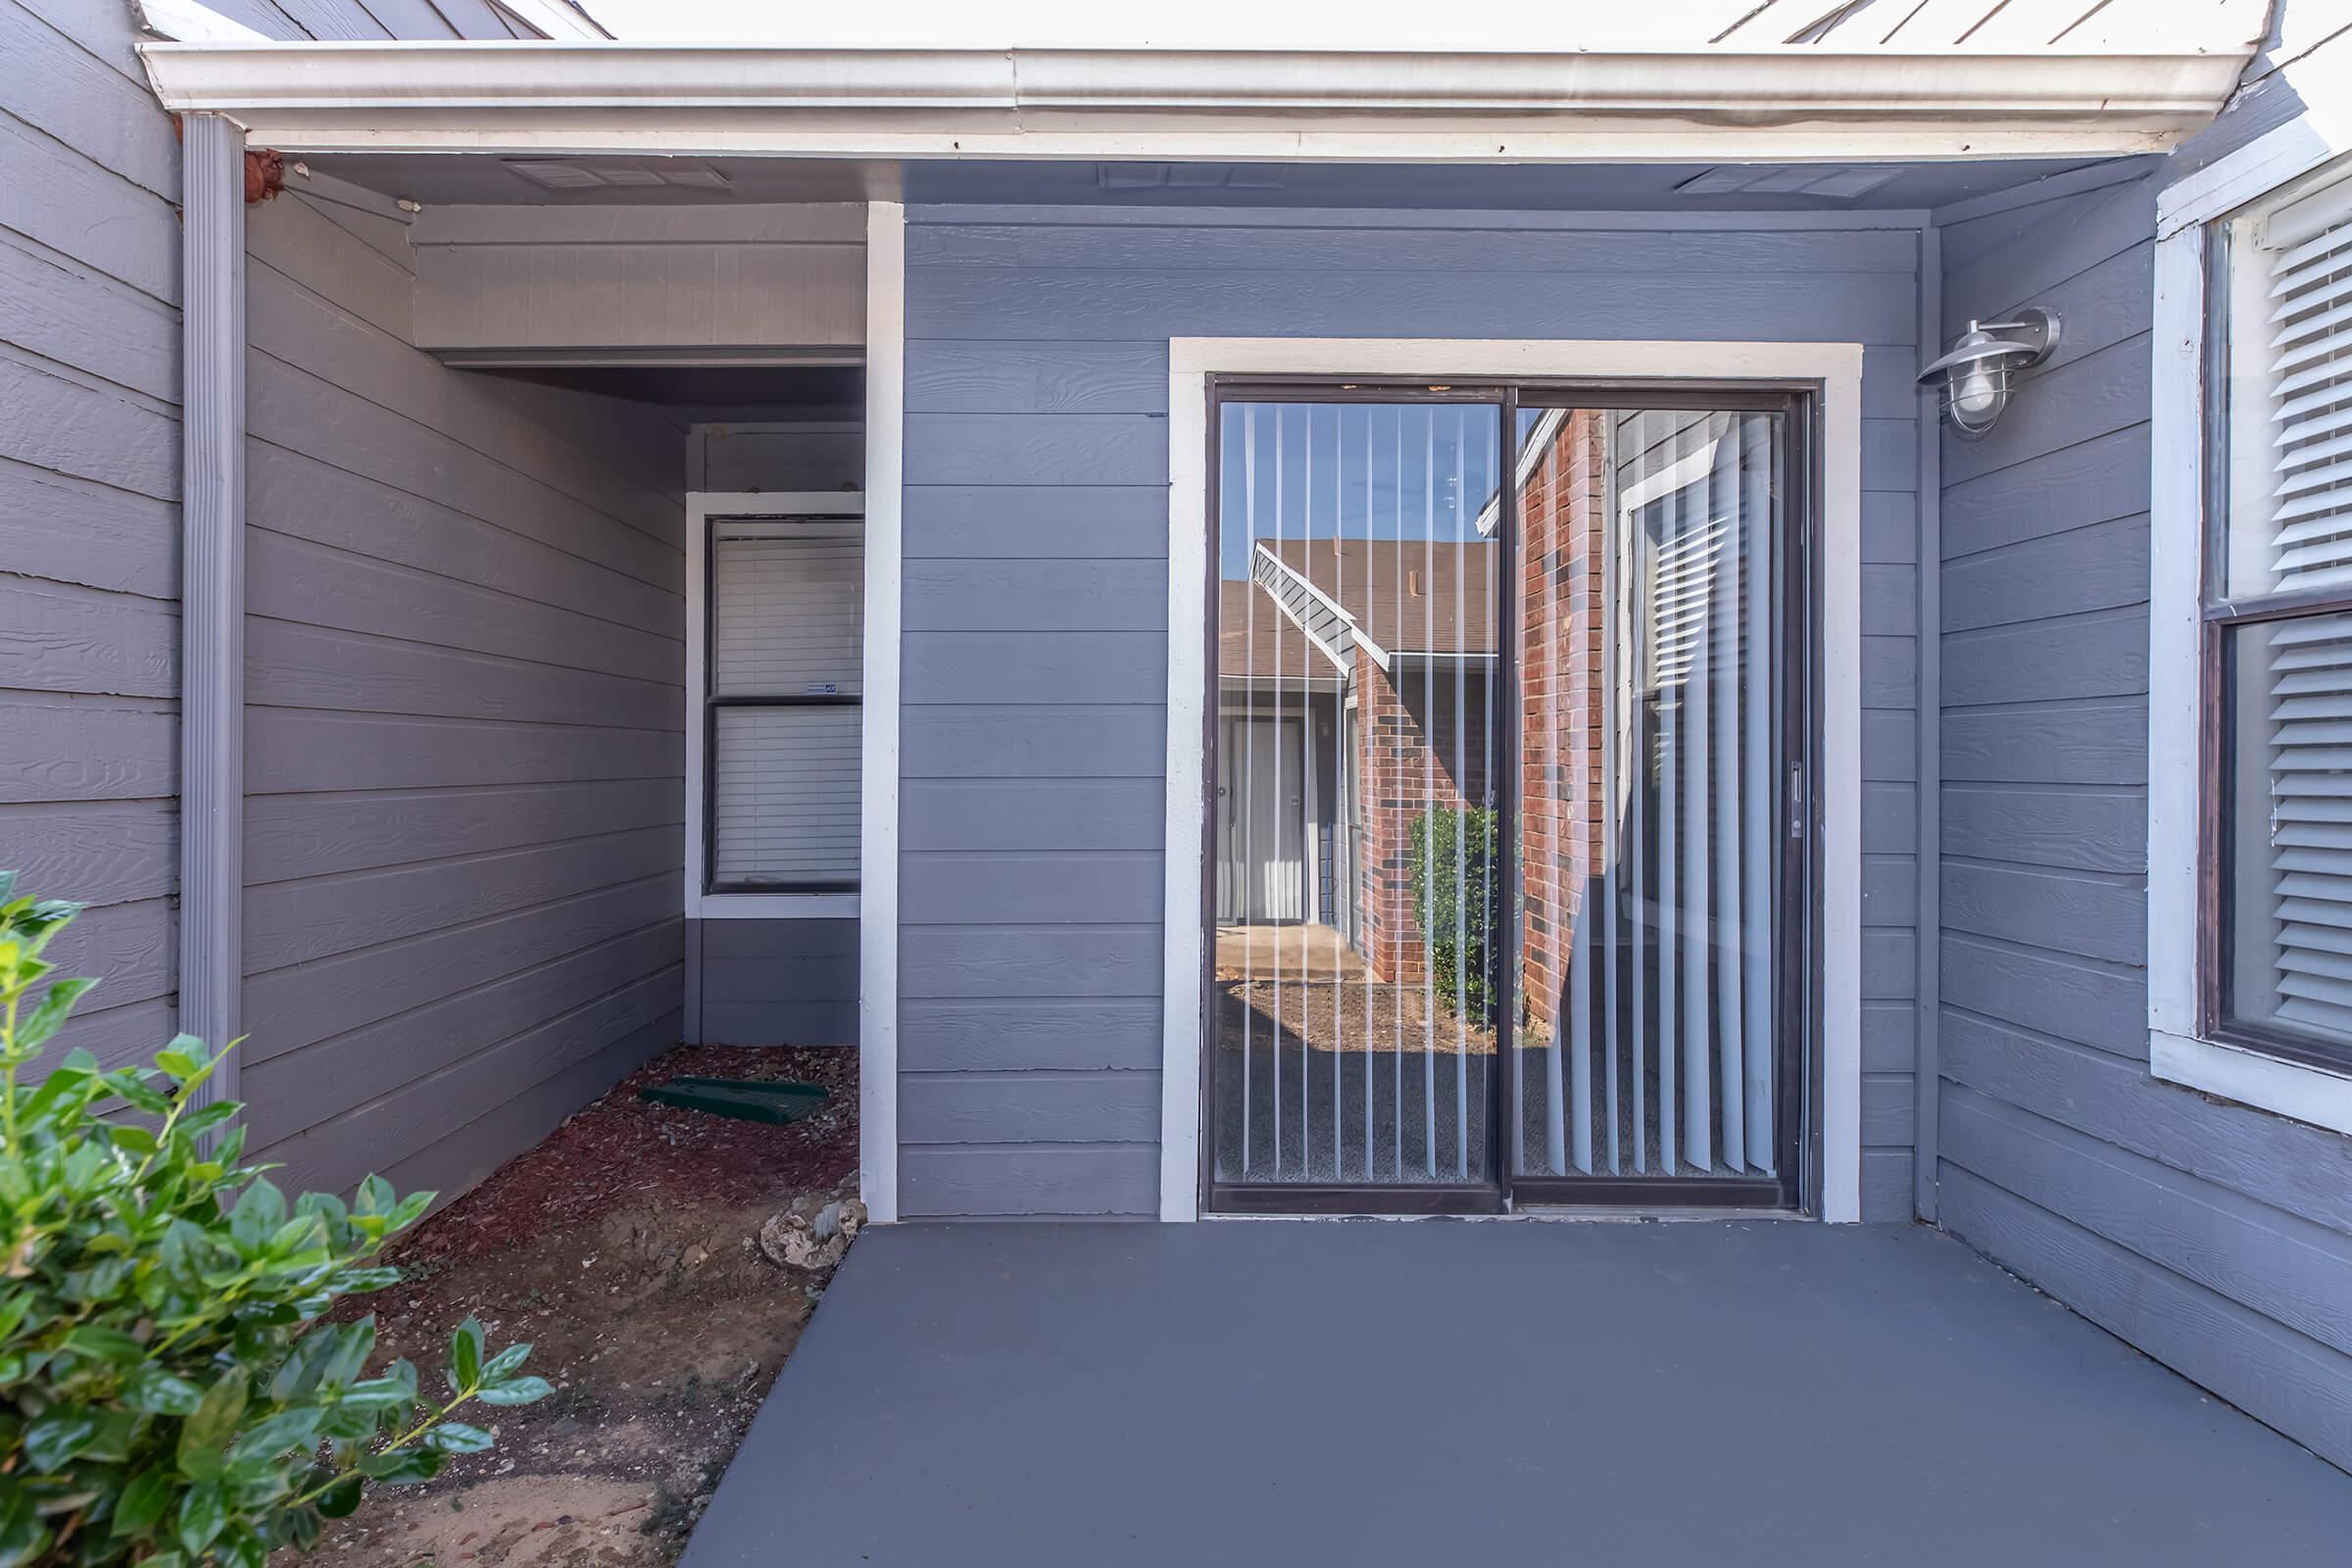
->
2254, 175, 2352, 1038
710, 514, 863, 887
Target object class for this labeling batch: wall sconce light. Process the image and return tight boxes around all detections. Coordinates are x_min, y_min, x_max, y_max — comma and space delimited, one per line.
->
1917, 305, 2061, 438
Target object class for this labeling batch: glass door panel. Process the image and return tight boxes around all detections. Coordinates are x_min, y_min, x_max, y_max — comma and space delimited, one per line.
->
1210, 399, 1503, 1189
1510, 407, 1788, 1188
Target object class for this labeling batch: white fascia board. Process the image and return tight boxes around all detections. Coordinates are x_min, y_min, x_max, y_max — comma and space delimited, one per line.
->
136, 42, 2248, 161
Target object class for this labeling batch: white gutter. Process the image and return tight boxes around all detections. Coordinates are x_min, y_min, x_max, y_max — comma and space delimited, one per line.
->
136, 40, 2252, 161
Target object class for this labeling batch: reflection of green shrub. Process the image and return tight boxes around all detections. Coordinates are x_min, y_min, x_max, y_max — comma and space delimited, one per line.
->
1408, 807, 1500, 1019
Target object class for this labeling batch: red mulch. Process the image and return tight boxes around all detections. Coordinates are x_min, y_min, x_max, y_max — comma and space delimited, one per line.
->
400, 1045, 858, 1264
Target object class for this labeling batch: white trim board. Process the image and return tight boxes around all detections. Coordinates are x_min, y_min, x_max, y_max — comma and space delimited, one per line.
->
1159, 337, 1866, 1223
682, 489, 868, 923
2145, 120, 2352, 1139
859, 202, 906, 1225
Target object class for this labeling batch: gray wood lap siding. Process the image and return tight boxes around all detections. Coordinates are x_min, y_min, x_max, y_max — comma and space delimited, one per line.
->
236, 182, 687, 1203
1933, 173, 2352, 1471
0, 0, 486, 1067
1, 0, 497, 1071
899, 206, 1927, 1219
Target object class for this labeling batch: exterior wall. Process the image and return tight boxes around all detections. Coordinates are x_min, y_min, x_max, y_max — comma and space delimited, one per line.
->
1932, 172, 2352, 1470
697, 919, 858, 1046
0, 0, 516, 1072
899, 206, 1927, 1218
409, 204, 864, 358
235, 177, 689, 1202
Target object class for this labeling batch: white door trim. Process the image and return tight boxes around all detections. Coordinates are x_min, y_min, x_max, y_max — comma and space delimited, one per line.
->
1160, 337, 1865, 1222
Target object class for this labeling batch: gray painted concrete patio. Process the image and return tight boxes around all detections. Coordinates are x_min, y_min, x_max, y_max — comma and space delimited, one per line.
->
683, 1220, 2352, 1566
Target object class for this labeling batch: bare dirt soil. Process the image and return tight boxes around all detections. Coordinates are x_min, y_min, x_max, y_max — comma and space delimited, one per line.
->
295, 1045, 858, 1568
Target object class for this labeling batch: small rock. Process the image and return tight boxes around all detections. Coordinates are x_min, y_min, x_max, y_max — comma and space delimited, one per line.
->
759, 1189, 866, 1271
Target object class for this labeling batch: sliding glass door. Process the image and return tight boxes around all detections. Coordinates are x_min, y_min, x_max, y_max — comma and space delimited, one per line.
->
1508, 405, 1796, 1203
1203, 382, 1806, 1213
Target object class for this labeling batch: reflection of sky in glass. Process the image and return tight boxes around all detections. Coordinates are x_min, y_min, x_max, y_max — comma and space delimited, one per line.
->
1217, 403, 1502, 580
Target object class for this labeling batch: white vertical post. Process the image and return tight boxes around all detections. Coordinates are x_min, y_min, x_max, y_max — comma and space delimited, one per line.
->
178, 112, 246, 1106
859, 201, 905, 1225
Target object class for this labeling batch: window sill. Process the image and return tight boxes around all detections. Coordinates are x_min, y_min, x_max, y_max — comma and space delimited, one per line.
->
2150, 1028, 2352, 1138
690, 892, 858, 920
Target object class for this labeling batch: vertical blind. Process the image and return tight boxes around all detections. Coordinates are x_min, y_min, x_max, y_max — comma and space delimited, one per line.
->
1516, 411, 1780, 1178
1212, 402, 1500, 1185
1208, 398, 1784, 1190
2232, 172, 2352, 1043
709, 516, 864, 888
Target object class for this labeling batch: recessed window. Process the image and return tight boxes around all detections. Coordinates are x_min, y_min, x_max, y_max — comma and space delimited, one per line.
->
703, 511, 864, 893
2210, 159, 2352, 1067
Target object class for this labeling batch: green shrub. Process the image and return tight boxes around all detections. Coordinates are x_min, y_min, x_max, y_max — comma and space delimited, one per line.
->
1407, 807, 1500, 1020
0, 873, 552, 1567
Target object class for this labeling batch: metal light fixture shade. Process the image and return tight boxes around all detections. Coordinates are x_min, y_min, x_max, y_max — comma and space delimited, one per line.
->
1918, 305, 2061, 439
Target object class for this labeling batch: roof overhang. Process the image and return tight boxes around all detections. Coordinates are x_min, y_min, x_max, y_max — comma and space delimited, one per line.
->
135, 38, 2254, 161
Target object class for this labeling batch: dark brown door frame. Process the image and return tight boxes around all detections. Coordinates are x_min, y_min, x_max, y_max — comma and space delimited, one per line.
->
1197, 376, 1822, 1217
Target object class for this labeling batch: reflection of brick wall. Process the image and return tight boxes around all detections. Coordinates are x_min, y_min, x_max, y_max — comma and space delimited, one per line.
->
1355, 652, 1492, 985
1519, 413, 1609, 1031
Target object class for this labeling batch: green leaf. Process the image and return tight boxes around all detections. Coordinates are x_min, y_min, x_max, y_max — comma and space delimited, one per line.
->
82, 1407, 136, 1463
351, 1175, 396, 1218
481, 1343, 532, 1381
337, 1376, 416, 1413
265, 1211, 325, 1258
320, 1318, 375, 1389
122, 1365, 203, 1417
16, 977, 97, 1052
423, 1421, 494, 1455
225, 1180, 286, 1254
19, 1408, 98, 1472
475, 1376, 554, 1406
104, 1123, 158, 1156
315, 1472, 365, 1518
62, 1324, 145, 1363
270, 1327, 338, 1404
213, 1522, 267, 1568
0, 1484, 47, 1568
357, 1447, 442, 1485
174, 1372, 248, 1481
451, 1316, 486, 1392
229, 1406, 323, 1464
175, 1480, 225, 1554
111, 1469, 174, 1536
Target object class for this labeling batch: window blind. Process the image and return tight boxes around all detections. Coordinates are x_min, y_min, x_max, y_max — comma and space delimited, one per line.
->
709, 515, 863, 889
2250, 176, 2352, 1040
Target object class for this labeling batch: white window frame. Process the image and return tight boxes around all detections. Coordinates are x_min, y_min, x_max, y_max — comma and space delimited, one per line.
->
2149, 118, 2352, 1139
684, 490, 867, 921
1159, 337, 1866, 1223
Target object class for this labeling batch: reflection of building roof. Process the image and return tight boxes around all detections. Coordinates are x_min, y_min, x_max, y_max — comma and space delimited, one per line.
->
1217, 579, 1325, 683
1264, 538, 1498, 657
